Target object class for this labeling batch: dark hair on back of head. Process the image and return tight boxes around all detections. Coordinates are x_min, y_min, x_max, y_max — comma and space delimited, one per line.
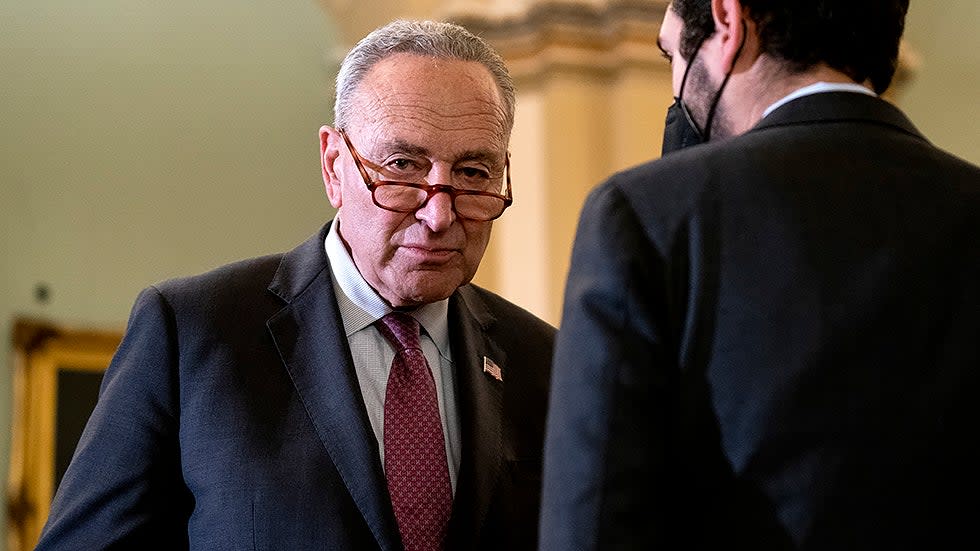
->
670, 0, 910, 94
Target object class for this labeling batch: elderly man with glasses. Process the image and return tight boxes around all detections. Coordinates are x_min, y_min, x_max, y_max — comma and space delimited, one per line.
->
37, 19, 555, 551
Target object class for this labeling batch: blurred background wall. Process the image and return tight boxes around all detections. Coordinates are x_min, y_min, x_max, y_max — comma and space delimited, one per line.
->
900, 0, 980, 166
0, 1, 339, 545
1, 0, 977, 546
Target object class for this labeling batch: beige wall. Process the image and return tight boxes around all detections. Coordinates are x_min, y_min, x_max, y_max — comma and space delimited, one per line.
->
900, 1, 980, 167
0, 1, 340, 545
1, 0, 978, 546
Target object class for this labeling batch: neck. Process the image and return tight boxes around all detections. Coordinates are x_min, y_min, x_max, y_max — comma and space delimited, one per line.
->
729, 59, 862, 135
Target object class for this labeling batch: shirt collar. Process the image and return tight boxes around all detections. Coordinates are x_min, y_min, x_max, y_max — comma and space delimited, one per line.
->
762, 81, 877, 119
324, 214, 451, 357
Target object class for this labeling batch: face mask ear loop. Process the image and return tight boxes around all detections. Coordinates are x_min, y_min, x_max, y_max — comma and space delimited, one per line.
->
677, 35, 707, 137
677, 42, 698, 101
702, 21, 747, 141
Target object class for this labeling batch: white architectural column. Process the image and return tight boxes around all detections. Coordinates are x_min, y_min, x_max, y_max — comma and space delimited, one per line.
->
446, 0, 671, 325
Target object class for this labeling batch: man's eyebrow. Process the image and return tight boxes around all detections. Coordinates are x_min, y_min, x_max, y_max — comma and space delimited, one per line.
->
383, 139, 429, 157
380, 140, 500, 165
456, 150, 499, 165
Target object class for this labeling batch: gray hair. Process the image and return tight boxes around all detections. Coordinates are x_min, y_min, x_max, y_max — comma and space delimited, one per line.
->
333, 19, 515, 134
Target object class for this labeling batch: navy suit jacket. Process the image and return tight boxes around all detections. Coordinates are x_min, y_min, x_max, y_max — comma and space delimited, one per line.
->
37, 222, 555, 550
540, 93, 980, 549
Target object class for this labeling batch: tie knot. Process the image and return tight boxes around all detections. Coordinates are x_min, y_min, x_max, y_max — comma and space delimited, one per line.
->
377, 312, 422, 352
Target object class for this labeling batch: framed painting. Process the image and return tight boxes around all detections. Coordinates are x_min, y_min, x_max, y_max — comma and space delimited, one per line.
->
6, 318, 121, 551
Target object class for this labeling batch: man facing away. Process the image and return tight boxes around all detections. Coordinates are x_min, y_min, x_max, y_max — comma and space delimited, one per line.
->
540, 0, 980, 549
37, 19, 555, 551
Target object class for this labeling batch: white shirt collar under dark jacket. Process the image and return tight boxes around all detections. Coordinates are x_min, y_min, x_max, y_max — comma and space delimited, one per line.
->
763, 81, 877, 119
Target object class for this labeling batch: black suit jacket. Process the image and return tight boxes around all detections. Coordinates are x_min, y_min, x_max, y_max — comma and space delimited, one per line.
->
37, 222, 555, 550
540, 92, 980, 549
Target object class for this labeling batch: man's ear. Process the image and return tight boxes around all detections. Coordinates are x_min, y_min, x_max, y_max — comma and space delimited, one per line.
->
711, 0, 750, 72
319, 125, 343, 209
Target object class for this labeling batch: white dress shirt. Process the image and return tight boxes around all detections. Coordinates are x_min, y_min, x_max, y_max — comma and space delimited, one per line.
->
324, 214, 461, 492
762, 81, 877, 119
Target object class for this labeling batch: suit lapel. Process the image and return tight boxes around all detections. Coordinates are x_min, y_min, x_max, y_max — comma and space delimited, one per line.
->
446, 286, 507, 549
265, 224, 400, 551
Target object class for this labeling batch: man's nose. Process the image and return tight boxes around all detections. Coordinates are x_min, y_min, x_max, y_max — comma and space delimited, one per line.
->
415, 166, 456, 231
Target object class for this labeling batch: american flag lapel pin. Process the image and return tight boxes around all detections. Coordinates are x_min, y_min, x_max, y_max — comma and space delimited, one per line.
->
483, 356, 503, 382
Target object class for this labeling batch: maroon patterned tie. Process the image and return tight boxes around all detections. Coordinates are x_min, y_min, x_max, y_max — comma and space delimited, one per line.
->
376, 312, 452, 551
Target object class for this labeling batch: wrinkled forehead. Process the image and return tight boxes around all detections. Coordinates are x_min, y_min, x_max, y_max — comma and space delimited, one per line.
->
349, 53, 509, 148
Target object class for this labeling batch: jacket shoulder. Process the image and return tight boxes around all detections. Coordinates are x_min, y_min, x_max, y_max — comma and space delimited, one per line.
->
153, 253, 284, 302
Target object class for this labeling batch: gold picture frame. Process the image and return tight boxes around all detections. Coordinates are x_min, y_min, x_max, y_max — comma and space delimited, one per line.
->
6, 318, 121, 551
